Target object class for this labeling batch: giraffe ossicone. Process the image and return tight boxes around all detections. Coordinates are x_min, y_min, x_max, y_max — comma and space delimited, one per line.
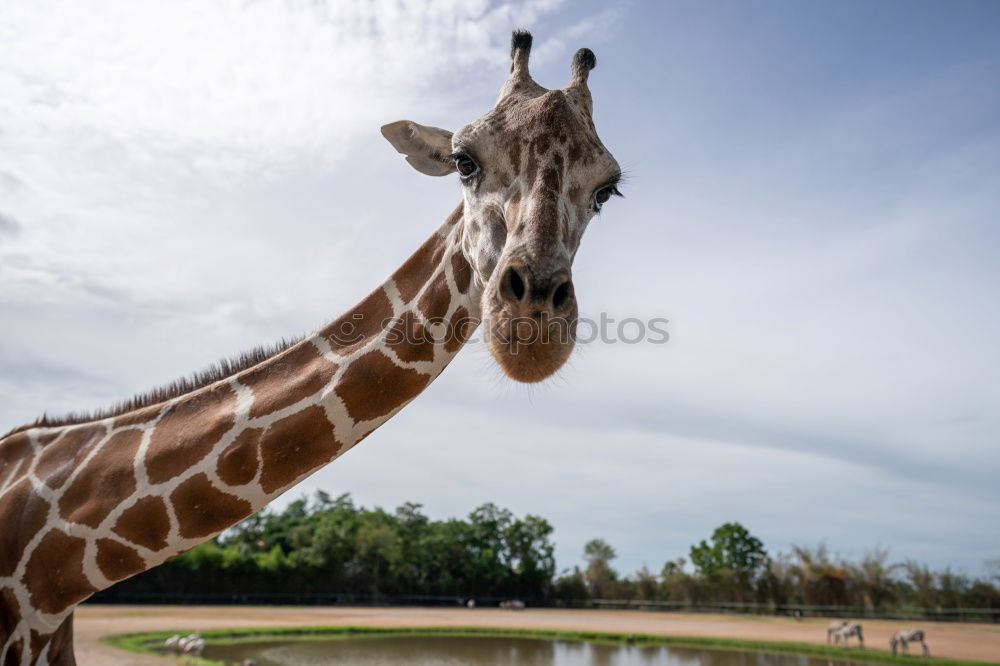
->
0, 30, 621, 665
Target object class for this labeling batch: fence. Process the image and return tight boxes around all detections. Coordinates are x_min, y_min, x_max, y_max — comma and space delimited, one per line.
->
576, 598, 1000, 623
85, 590, 1000, 623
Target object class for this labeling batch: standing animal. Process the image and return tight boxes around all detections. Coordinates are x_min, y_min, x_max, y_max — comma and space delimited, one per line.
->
834, 622, 865, 649
163, 633, 202, 655
891, 629, 929, 656
181, 638, 205, 656
826, 620, 849, 643
0, 29, 623, 665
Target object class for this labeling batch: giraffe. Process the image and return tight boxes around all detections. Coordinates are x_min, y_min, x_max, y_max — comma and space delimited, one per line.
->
0, 30, 622, 665
890, 628, 929, 656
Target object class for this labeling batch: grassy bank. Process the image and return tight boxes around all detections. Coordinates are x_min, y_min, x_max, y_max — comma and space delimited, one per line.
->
102, 624, 998, 666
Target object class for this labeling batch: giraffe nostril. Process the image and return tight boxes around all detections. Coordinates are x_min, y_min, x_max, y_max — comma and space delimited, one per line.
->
506, 267, 526, 302
552, 280, 571, 310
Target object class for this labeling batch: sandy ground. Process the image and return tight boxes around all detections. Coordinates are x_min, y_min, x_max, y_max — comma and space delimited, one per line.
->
75, 605, 1000, 665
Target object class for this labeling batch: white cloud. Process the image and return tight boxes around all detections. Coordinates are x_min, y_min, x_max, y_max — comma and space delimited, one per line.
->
0, 0, 597, 179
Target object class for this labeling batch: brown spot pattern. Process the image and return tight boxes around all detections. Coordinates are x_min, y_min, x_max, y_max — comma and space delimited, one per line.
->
171, 473, 252, 539
393, 233, 446, 303
35, 425, 105, 490
324, 288, 393, 354
241, 343, 338, 419
96, 539, 145, 581
507, 141, 522, 171
417, 271, 451, 321
0, 480, 50, 577
23, 529, 96, 614
0, 432, 30, 492
542, 166, 561, 192
450, 251, 472, 294
28, 629, 44, 656
533, 132, 552, 155
336, 350, 430, 423
0, 587, 21, 651
505, 193, 523, 234
386, 311, 435, 363
217, 428, 262, 486
259, 406, 341, 494
525, 146, 539, 183
59, 429, 142, 528
113, 496, 171, 551
112, 404, 164, 429
35, 430, 60, 446
42, 614, 75, 666
145, 383, 237, 484
29, 630, 46, 663
4, 638, 22, 666
446, 307, 476, 354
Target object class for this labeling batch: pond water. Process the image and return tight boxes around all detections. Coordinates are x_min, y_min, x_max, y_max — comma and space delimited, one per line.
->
202, 635, 866, 666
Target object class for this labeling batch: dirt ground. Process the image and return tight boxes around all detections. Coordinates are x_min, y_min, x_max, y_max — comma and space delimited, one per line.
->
75, 605, 1000, 665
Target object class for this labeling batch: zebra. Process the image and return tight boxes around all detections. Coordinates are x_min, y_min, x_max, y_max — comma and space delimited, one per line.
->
833, 622, 864, 649
826, 620, 848, 644
182, 637, 205, 656
891, 628, 929, 656
164, 633, 204, 656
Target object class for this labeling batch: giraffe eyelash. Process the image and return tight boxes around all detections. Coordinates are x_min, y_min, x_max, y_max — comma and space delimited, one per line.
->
606, 172, 625, 196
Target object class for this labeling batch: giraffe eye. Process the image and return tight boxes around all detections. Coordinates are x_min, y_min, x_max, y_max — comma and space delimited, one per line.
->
454, 155, 479, 179
593, 185, 619, 211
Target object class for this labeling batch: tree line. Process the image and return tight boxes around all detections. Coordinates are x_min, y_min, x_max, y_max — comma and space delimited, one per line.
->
97, 492, 555, 602
95, 493, 1000, 614
564, 523, 1000, 614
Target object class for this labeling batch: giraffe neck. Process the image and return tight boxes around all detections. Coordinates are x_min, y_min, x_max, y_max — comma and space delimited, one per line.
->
0, 204, 478, 664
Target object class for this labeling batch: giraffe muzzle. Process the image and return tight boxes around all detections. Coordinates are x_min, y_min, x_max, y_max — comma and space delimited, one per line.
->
484, 259, 578, 383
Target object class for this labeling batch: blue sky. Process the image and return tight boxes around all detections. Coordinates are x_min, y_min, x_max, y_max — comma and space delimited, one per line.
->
1, 1, 998, 577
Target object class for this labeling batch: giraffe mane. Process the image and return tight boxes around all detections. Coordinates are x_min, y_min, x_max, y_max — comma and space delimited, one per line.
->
4, 335, 304, 436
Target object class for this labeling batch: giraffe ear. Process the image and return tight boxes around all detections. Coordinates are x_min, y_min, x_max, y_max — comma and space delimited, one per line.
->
380, 121, 455, 176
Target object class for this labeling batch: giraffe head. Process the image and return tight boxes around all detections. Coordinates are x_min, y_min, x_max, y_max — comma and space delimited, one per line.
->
382, 31, 621, 383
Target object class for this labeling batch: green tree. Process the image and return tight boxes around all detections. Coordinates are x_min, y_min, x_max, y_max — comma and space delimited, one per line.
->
690, 522, 767, 601
851, 548, 899, 610
584, 538, 616, 565
553, 567, 588, 605
790, 543, 849, 605
583, 538, 617, 598
660, 556, 702, 603
634, 565, 659, 600
504, 514, 556, 596
99, 495, 1000, 613
465, 503, 513, 592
